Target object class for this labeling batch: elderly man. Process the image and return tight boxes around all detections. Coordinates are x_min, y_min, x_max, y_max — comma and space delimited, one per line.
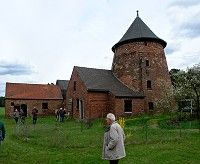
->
102, 113, 126, 164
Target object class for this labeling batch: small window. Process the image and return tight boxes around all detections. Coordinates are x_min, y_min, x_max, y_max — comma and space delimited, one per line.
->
74, 81, 76, 91
124, 100, 132, 113
146, 60, 150, 66
11, 102, 14, 106
147, 80, 152, 89
148, 102, 154, 110
42, 102, 48, 109
76, 99, 79, 109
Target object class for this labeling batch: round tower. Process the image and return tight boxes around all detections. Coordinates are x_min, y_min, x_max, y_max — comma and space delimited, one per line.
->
111, 11, 172, 111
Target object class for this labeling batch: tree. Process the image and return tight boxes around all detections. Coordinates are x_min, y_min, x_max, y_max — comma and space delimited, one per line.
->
169, 68, 180, 87
186, 64, 200, 119
155, 78, 176, 114
170, 63, 200, 119
0, 97, 5, 107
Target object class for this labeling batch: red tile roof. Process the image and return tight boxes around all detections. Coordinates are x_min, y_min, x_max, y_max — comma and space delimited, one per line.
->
5, 82, 63, 100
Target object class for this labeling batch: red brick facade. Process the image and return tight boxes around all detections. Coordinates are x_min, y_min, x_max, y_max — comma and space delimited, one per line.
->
112, 42, 172, 112
66, 15, 173, 120
5, 83, 63, 117
5, 99, 63, 117
66, 68, 88, 119
66, 67, 146, 120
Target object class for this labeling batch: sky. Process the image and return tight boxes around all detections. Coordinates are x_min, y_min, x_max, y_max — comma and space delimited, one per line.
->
0, 0, 200, 96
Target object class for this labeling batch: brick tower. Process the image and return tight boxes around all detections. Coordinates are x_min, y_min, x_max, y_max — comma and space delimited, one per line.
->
111, 11, 172, 112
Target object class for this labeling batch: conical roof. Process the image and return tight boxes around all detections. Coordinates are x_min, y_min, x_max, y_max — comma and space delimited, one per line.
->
112, 11, 167, 52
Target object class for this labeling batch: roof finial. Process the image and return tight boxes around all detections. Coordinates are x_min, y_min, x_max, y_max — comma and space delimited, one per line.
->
136, 10, 139, 17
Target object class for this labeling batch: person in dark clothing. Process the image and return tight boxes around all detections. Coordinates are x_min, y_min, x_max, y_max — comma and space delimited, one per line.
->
32, 107, 38, 125
0, 121, 5, 144
59, 108, 66, 122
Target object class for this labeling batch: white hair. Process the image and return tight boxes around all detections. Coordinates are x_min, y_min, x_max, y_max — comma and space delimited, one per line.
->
106, 113, 115, 121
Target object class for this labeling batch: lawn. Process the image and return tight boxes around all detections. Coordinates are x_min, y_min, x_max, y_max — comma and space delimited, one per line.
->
0, 107, 200, 164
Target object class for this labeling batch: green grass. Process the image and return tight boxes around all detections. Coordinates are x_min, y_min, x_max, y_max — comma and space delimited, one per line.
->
0, 107, 200, 164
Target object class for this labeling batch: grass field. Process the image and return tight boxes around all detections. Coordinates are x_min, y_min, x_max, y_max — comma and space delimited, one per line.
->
0, 107, 200, 164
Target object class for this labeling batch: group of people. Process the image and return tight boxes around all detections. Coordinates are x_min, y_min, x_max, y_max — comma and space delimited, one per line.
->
55, 107, 67, 122
13, 109, 26, 124
13, 107, 38, 125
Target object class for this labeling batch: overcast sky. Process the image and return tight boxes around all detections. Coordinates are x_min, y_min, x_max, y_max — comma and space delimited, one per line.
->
0, 0, 200, 96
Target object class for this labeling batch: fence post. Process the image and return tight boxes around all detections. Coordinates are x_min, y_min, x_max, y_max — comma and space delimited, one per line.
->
179, 110, 182, 137
145, 121, 148, 142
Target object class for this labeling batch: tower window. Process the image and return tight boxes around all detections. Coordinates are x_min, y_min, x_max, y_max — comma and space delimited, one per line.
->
73, 81, 76, 91
148, 102, 154, 110
76, 99, 79, 110
146, 60, 150, 66
124, 100, 132, 113
147, 80, 152, 89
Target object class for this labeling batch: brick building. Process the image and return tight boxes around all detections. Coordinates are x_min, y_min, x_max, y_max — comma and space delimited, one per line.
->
66, 12, 172, 120
5, 82, 63, 117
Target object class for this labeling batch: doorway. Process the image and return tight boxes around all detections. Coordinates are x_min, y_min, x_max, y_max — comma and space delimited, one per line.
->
21, 104, 27, 117
79, 100, 84, 119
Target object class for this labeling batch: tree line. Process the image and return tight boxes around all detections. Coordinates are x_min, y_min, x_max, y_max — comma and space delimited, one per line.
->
0, 96, 5, 107
169, 63, 200, 119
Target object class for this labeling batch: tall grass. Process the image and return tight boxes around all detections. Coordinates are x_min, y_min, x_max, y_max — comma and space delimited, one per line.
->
0, 107, 200, 164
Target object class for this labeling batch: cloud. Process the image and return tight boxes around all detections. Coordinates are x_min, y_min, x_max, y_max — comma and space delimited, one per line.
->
0, 62, 36, 76
179, 21, 200, 38
167, 4, 200, 39
167, 50, 200, 70
170, 0, 200, 8
165, 45, 179, 55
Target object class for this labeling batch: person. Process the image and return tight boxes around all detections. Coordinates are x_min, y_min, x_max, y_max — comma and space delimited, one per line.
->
32, 107, 38, 125
19, 108, 25, 124
13, 109, 20, 124
102, 113, 126, 164
0, 121, 5, 144
59, 108, 66, 122
55, 108, 60, 121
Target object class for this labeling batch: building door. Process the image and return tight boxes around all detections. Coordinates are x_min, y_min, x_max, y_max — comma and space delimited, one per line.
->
79, 100, 84, 119
21, 104, 27, 117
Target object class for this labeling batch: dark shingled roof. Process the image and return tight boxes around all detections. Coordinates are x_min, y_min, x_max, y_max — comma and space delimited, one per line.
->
56, 80, 69, 90
112, 13, 167, 52
75, 66, 144, 98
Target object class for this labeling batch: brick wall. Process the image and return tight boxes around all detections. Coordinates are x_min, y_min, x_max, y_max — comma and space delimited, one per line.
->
114, 98, 145, 117
112, 41, 172, 112
66, 67, 88, 120
87, 92, 109, 119
5, 99, 63, 117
